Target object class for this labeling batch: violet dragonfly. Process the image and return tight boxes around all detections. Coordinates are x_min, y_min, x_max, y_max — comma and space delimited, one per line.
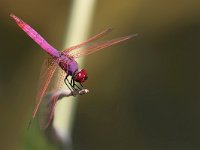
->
10, 14, 136, 128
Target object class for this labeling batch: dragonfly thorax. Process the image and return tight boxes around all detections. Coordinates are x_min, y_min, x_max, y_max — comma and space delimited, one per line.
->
58, 52, 78, 75
73, 69, 88, 83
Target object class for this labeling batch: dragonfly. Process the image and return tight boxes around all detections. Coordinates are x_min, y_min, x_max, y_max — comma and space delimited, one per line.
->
10, 14, 136, 128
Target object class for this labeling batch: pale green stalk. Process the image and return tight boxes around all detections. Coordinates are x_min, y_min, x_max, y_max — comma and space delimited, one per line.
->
53, 0, 97, 144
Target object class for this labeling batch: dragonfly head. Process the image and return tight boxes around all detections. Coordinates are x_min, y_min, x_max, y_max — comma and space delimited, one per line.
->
74, 69, 88, 83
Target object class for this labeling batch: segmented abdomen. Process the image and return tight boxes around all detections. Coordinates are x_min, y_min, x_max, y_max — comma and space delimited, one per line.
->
10, 14, 60, 58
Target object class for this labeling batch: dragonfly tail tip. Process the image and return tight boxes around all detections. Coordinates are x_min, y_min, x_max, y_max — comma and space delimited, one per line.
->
10, 13, 15, 18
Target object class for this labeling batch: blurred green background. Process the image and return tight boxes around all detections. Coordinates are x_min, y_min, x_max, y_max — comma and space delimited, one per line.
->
1, 0, 200, 150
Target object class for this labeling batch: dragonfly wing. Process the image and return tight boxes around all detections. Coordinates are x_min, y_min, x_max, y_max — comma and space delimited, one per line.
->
10, 14, 60, 58
68, 34, 137, 58
32, 58, 58, 120
39, 94, 59, 130
39, 64, 67, 129
62, 28, 112, 54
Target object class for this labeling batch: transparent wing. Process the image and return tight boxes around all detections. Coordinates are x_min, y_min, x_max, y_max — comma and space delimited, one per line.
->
29, 58, 67, 128
62, 28, 112, 54
68, 34, 137, 58
39, 65, 66, 129
33, 58, 58, 119
39, 94, 59, 130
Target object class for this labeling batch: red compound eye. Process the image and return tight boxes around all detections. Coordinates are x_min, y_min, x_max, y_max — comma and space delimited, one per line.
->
74, 69, 88, 83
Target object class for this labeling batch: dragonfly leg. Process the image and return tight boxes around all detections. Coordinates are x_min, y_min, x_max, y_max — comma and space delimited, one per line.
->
74, 84, 81, 90
68, 77, 78, 91
66, 76, 83, 91
66, 76, 81, 91
70, 76, 73, 85
70, 77, 81, 90
79, 83, 83, 87
64, 77, 74, 93
73, 80, 82, 90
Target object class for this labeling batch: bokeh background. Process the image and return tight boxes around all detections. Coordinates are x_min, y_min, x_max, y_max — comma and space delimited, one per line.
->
1, 0, 200, 150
